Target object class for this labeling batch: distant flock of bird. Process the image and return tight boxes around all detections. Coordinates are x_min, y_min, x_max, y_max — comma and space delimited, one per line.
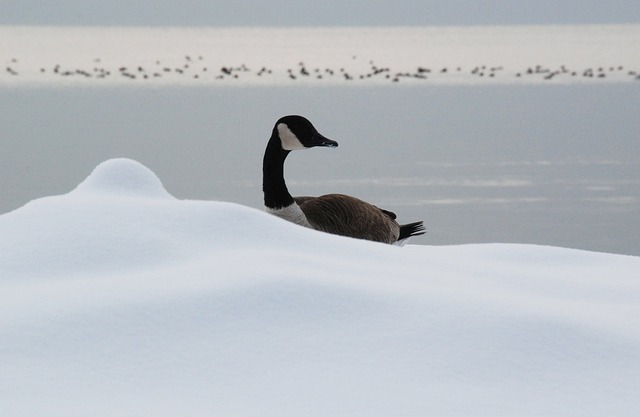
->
4, 56, 640, 83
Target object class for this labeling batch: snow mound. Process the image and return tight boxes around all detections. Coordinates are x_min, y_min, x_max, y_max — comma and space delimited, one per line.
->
1, 159, 639, 417
0, 159, 370, 281
71, 158, 173, 199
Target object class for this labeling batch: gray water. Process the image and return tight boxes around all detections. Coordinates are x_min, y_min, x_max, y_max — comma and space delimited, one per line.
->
1, 85, 639, 255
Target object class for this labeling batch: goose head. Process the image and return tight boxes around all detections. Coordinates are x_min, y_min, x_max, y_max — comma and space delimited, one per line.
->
274, 115, 339, 151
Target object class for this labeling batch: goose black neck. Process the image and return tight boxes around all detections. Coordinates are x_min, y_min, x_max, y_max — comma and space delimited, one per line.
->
263, 135, 294, 209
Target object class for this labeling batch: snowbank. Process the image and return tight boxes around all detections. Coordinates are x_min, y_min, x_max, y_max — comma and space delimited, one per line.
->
1, 158, 639, 416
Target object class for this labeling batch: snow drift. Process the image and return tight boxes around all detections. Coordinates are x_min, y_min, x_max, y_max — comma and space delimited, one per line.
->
1, 158, 639, 417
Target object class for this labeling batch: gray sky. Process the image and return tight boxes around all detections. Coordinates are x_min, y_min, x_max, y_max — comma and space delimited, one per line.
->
1, 0, 639, 26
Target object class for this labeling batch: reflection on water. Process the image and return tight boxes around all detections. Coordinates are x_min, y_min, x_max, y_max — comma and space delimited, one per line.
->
1, 86, 638, 255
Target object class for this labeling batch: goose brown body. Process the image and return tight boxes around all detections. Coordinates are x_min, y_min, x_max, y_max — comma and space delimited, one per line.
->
263, 115, 425, 244
294, 194, 400, 243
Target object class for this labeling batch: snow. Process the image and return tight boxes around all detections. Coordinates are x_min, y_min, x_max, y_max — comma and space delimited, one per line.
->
2, 25, 640, 85
1, 158, 639, 416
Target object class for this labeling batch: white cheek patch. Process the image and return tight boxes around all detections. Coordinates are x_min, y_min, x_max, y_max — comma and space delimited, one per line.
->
277, 123, 306, 151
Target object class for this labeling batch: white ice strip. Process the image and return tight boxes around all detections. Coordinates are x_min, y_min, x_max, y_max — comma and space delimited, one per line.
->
1, 25, 639, 85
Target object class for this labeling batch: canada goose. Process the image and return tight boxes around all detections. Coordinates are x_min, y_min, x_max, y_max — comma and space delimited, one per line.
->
263, 115, 425, 245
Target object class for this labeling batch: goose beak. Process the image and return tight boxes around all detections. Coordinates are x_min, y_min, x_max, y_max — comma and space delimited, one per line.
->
313, 133, 339, 148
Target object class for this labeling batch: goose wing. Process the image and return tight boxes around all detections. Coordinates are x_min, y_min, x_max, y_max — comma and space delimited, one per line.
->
296, 196, 396, 220
379, 208, 397, 220
296, 193, 400, 243
292, 196, 316, 206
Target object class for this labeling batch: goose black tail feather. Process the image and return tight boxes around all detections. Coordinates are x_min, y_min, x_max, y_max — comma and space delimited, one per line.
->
398, 221, 426, 241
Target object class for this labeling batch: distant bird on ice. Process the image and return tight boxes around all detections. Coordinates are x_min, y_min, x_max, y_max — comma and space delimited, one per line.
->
262, 115, 425, 245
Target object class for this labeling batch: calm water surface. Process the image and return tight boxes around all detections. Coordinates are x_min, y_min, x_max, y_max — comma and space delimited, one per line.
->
1, 85, 638, 255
